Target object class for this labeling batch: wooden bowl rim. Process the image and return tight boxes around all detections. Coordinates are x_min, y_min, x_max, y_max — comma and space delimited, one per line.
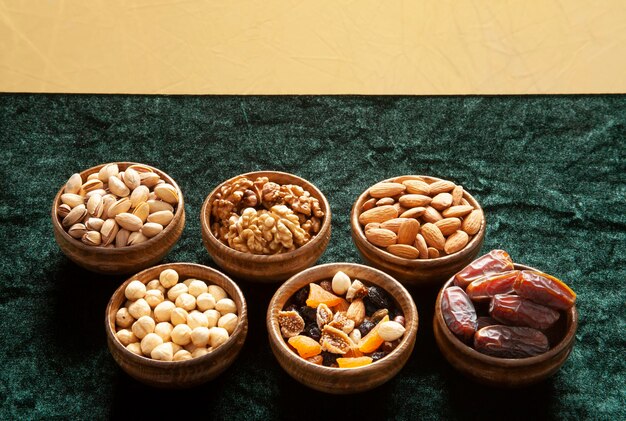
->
267, 262, 418, 375
105, 262, 248, 367
51, 161, 185, 254
435, 263, 578, 367
351, 175, 486, 266
200, 170, 332, 263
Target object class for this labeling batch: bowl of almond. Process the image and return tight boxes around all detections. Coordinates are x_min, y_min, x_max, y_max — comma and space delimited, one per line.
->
350, 175, 486, 286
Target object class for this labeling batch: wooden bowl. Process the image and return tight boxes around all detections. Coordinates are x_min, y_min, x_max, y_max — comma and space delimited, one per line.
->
105, 263, 248, 388
52, 162, 185, 275
351, 175, 486, 286
433, 263, 578, 388
267, 263, 418, 394
200, 171, 331, 283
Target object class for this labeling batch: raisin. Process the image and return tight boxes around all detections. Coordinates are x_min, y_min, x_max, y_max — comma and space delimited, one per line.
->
454, 249, 514, 289
466, 271, 520, 302
363, 297, 378, 316
514, 270, 576, 310
474, 325, 549, 358
441, 286, 478, 343
302, 323, 322, 342
299, 306, 317, 324
371, 308, 389, 324
320, 280, 332, 292
321, 351, 339, 366
367, 286, 390, 309
371, 352, 386, 361
293, 286, 309, 306
490, 294, 560, 330
358, 319, 375, 337
393, 315, 406, 327
283, 304, 299, 313
382, 340, 400, 353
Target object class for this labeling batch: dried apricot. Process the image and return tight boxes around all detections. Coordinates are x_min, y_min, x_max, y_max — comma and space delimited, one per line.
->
288, 335, 322, 358
336, 356, 373, 368
331, 298, 350, 312
278, 310, 305, 338
320, 325, 353, 354
306, 283, 343, 308
358, 315, 389, 353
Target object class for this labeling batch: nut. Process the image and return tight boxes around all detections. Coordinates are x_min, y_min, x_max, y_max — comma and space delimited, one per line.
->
115, 213, 143, 232
346, 280, 368, 302
421, 223, 445, 251
368, 182, 406, 198
444, 230, 469, 254
429, 180, 456, 194
399, 194, 432, 208
431, 193, 453, 211
435, 217, 462, 236
346, 299, 366, 326
402, 179, 430, 195
154, 183, 179, 205
65, 173, 83, 194
387, 244, 420, 259
358, 205, 398, 225
378, 321, 406, 342
397, 219, 420, 245
365, 228, 397, 248
442, 205, 474, 218
331, 271, 351, 296
462, 209, 483, 235
414, 234, 428, 260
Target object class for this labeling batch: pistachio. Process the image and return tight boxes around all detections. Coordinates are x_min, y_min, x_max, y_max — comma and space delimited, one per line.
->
85, 189, 107, 201
128, 232, 149, 245
85, 217, 105, 231
87, 193, 104, 218
154, 183, 179, 205
132, 202, 150, 223
115, 213, 143, 232
87, 173, 99, 181
82, 230, 102, 246
124, 168, 141, 190
68, 223, 87, 239
61, 193, 84, 208
130, 185, 150, 208
107, 198, 132, 218
147, 210, 174, 227
62, 204, 87, 227
128, 164, 154, 174
141, 222, 164, 238
115, 228, 130, 247
100, 218, 120, 246
140, 172, 161, 188
147, 199, 174, 214
64, 173, 83, 194
101, 194, 117, 216
98, 163, 119, 182
109, 176, 130, 197
80, 179, 104, 195
57, 204, 72, 219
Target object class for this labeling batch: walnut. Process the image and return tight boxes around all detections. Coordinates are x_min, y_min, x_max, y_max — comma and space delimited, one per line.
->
269, 205, 310, 246
211, 177, 254, 220
261, 182, 282, 206
280, 184, 324, 218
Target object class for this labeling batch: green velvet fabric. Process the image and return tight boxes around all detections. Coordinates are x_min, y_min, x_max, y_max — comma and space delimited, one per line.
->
0, 94, 624, 419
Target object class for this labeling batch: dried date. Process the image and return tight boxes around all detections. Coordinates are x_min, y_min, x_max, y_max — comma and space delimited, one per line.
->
490, 294, 560, 330
466, 271, 520, 302
514, 270, 576, 310
454, 249, 514, 289
441, 286, 478, 342
474, 325, 549, 358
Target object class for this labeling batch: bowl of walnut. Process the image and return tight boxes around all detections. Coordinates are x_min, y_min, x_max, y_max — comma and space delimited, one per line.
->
200, 171, 331, 283
351, 175, 486, 286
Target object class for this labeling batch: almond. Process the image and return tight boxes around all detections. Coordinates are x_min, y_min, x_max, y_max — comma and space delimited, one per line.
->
393, 175, 426, 183
400, 207, 426, 219
364, 222, 381, 232
346, 299, 366, 326
393, 202, 406, 215
402, 180, 430, 195
414, 234, 428, 259
442, 205, 474, 218
380, 218, 405, 233
361, 198, 377, 212
435, 217, 462, 236
369, 182, 406, 198
429, 180, 456, 194
399, 194, 431, 208
422, 206, 443, 223
359, 205, 398, 225
376, 197, 395, 206
421, 223, 445, 251
387, 244, 420, 259
431, 193, 453, 211
428, 247, 440, 258
461, 198, 471, 206
397, 219, 420, 245
365, 228, 397, 247
452, 185, 464, 206
444, 230, 469, 254
462, 209, 483, 235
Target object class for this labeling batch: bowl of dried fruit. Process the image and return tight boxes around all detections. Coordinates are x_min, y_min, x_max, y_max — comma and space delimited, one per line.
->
433, 250, 578, 387
200, 171, 331, 283
105, 262, 248, 388
267, 263, 418, 394
52, 162, 185, 275
351, 175, 486, 286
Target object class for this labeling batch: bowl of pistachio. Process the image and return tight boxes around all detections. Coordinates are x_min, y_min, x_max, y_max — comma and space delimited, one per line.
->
200, 171, 331, 283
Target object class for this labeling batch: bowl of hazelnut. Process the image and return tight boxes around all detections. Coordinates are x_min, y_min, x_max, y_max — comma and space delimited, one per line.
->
351, 175, 486, 286
267, 263, 418, 394
105, 263, 248, 388
433, 250, 578, 387
200, 171, 331, 283
52, 162, 185, 275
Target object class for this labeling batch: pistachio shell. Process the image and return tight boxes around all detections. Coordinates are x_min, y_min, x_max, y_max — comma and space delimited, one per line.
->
82, 230, 102, 246
87, 173, 100, 181
154, 183, 179, 205
87, 193, 104, 218
109, 176, 130, 197
128, 164, 154, 174
85, 217, 105, 231
115, 229, 131, 247
98, 163, 119, 182
107, 198, 132, 218
101, 194, 117, 216
101, 218, 120, 246
130, 186, 150, 208
147, 210, 174, 227
132, 202, 150, 223
61, 193, 84, 208
124, 168, 141, 190
81, 179, 104, 194
57, 204, 72, 219
115, 213, 143, 232
85, 189, 107, 200
68, 223, 87, 239
140, 172, 161, 188
147, 199, 173, 214
64, 173, 83, 194
62, 204, 87, 227
141, 222, 163, 238
128, 231, 149, 245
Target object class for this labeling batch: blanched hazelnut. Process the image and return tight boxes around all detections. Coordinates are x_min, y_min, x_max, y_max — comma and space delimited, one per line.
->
170, 342, 182, 354
184, 342, 198, 353
332, 271, 351, 296
173, 350, 192, 361
127, 342, 142, 356
182, 278, 194, 287
218, 313, 238, 335
204, 309, 220, 328
146, 279, 165, 293
192, 348, 210, 358
167, 283, 188, 301
175, 293, 196, 311
159, 269, 179, 289
191, 326, 210, 347
151, 343, 173, 361
187, 311, 209, 329
132, 316, 155, 339
116, 329, 137, 346
154, 301, 176, 322
128, 298, 151, 319
115, 307, 134, 328
209, 327, 229, 348
145, 289, 164, 308
188, 280, 208, 297
196, 293, 216, 311
125, 280, 146, 300
171, 324, 192, 345
208, 285, 227, 301
215, 298, 237, 314
154, 322, 173, 342
171, 308, 188, 326
141, 333, 163, 356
